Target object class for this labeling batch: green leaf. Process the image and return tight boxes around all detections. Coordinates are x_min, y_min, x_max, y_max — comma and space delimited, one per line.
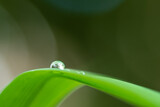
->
0, 68, 160, 107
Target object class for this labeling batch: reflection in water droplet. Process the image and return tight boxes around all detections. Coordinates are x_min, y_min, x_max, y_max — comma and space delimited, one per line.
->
50, 61, 65, 70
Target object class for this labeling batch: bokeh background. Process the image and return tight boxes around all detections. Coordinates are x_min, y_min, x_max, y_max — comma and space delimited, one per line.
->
0, 0, 160, 107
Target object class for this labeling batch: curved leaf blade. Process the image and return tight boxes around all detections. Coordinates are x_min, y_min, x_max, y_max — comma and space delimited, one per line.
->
0, 68, 160, 107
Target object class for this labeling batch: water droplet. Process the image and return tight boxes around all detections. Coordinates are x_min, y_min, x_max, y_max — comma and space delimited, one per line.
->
50, 61, 65, 70
78, 71, 85, 75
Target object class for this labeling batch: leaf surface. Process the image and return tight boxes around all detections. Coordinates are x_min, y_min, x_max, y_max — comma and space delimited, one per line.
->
0, 68, 160, 107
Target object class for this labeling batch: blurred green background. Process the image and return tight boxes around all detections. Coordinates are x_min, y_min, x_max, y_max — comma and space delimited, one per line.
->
0, 0, 160, 107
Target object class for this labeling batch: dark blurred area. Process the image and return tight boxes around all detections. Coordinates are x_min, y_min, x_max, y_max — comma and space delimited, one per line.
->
0, 0, 160, 107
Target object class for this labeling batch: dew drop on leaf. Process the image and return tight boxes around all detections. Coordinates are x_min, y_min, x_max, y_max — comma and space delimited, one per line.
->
80, 71, 85, 75
78, 71, 85, 75
50, 61, 65, 70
